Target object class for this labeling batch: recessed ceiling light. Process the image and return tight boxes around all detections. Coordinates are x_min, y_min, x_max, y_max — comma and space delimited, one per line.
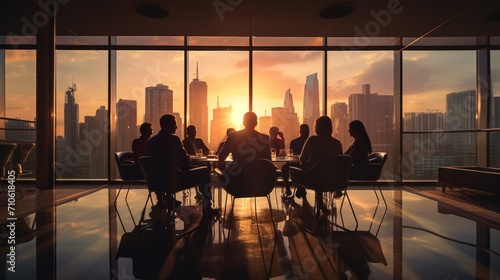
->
319, 3, 354, 19
135, 2, 169, 19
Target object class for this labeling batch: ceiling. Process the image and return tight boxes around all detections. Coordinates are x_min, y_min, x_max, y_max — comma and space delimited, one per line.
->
2, 0, 500, 38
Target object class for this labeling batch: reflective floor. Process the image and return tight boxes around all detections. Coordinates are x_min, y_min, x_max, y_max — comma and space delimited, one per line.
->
2, 184, 500, 279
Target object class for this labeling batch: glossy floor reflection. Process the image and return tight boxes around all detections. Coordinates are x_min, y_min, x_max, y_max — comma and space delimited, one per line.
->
2, 185, 500, 279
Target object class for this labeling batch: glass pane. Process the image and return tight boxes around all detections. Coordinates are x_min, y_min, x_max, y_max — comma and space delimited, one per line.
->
5, 35, 36, 45
491, 50, 500, 167
56, 50, 109, 179
187, 51, 249, 151
4, 50, 37, 178
253, 51, 323, 148
116, 50, 184, 153
188, 36, 248, 46
403, 51, 476, 179
253, 37, 323, 46
328, 37, 397, 47
56, 36, 108, 45
327, 51, 394, 180
116, 36, 184, 46
402, 37, 477, 46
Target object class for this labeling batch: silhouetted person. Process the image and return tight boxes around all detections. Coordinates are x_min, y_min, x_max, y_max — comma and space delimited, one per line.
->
182, 125, 210, 155
215, 127, 235, 155
289, 124, 310, 155
294, 116, 343, 213
281, 124, 310, 198
132, 122, 152, 164
145, 114, 217, 216
344, 120, 372, 179
217, 112, 271, 169
269, 126, 285, 156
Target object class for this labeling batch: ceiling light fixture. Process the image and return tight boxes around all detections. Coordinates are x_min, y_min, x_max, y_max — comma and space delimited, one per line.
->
135, 2, 169, 19
319, 3, 354, 19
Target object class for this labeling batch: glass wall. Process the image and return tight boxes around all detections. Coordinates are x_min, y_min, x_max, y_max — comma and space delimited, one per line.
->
327, 50, 394, 179
491, 50, 500, 167
55, 50, 109, 179
3, 50, 36, 177
2, 36, 500, 181
402, 51, 476, 180
187, 51, 249, 151
116, 50, 184, 153
253, 50, 323, 149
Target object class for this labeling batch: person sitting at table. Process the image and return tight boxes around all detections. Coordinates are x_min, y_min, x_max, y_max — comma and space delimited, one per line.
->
217, 112, 271, 169
280, 123, 310, 198
215, 127, 235, 155
182, 125, 210, 156
132, 122, 153, 164
145, 114, 218, 216
293, 116, 343, 213
344, 120, 372, 179
269, 126, 285, 156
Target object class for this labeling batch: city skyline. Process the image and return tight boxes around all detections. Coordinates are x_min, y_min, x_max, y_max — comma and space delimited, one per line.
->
4, 50, 484, 129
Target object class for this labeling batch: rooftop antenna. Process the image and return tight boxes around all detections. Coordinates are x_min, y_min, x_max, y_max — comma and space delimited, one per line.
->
196, 61, 199, 80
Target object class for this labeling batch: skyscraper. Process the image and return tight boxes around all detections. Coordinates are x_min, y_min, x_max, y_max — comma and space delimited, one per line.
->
444, 89, 477, 165
303, 73, 319, 130
403, 111, 449, 179
210, 97, 233, 150
116, 99, 137, 152
331, 102, 349, 149
64, 83, 79, 151
189, 63, 209, 142
348, 84, 394, 151
78, 106, 108, 178
144, 83, 173, 127
272, 89, 299, 141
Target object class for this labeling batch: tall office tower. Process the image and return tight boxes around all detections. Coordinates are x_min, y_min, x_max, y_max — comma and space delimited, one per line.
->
172, 112, 183, 139
348, 84, 394, 152
78, 106, 108, 178
259, 115, 272, 135
444, 90, 477, 165
491, 97, 500, 167
403, 111, 450, 179
116, 99, 137, 152
272, 89, 299, 142
64, 83, 79, 152
144, 83, 173, 127
189, 63, 209, 142
330, 102, 349, 149
303, 73, 320, 130
210, 98, 233, 150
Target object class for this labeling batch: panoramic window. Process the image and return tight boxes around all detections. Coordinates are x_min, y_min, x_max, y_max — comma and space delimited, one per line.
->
252, 51, 323, 147
402, 50, 476, 180
56, 50, 109, 179
116, 50, 184, 155
327, 50, 394, 180
4, 49, 37, 178
187, 51, 249, 150
491, 50, 500, 167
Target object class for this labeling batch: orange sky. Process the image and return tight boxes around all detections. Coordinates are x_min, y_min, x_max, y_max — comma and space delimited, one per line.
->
5, 49, 480, 137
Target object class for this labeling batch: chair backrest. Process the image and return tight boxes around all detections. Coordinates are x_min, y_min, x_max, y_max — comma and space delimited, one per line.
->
312, 155, 352, 193
138, 156, 181, 193
0, 143, 17, 177
366, 152, 387, 181
223, 158, 278, 198
0, 142, 17, 163
115, 151, 144, 181
10, 142, 35, 165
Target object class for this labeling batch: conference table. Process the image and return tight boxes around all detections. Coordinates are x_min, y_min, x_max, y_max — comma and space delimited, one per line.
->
189, 155, 299, 208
